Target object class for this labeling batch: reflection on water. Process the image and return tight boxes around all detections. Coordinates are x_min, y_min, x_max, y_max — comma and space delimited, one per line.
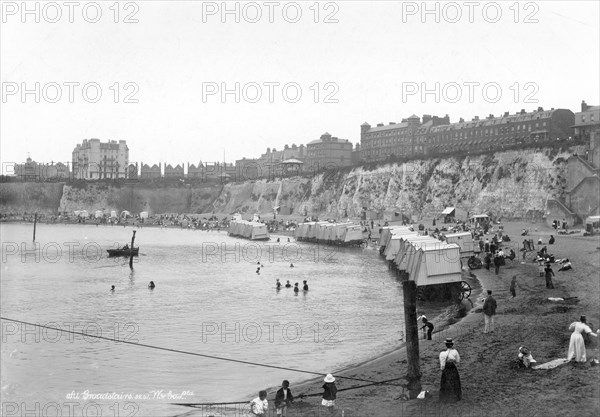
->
1, 223, 404, 416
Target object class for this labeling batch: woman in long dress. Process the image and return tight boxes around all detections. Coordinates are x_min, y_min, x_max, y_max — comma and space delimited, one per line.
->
567, 315, 598, 362
439, 338, 462, 402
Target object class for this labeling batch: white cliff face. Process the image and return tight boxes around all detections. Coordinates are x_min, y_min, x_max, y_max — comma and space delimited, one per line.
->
214, 148, 571, 219
0, 148, 572, 218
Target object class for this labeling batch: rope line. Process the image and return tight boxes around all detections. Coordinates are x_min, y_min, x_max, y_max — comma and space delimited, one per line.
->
0, 317, 405, 387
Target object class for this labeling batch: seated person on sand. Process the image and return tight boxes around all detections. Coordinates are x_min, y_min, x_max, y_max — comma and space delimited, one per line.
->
558, 259, 572, 271
518, 346, 536, 368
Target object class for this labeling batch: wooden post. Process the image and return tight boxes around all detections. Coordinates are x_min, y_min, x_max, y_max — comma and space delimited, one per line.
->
32, 213, 38, 242
129, 230, 136, 268
401, 273, 422, 399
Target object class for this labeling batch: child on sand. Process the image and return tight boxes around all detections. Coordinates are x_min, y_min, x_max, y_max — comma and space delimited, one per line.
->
250, 390, 268, 416
321, 374, 337, 415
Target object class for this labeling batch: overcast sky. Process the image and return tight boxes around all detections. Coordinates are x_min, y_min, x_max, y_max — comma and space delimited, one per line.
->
1, 0, 599, 171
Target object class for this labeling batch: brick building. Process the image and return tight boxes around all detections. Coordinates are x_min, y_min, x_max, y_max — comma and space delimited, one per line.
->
306, 132, 353, 171
360, 114, 449, 162
423, 108, 574, 156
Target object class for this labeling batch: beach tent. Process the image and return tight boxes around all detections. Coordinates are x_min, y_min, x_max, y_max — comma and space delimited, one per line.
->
121, 210, 132, 218
383, 210, 403, 222
378, 227, 395, 246
78, 210, 89, 218
319, 224, 335, 242
251, 223, 269, 240
384, 236, 405, 261
379, 226, 414, 247
445, 232, 475, 258
110, 211, 118, 219
441, 207, 455, 223
407, 242, 462, 287
332, 223, 353, 242
394, 236, 440, 271
94, 210, 104, 219
384, 230, 421, 261
342, 225, 364, 243
295, 222, 314, 239
585, 215, 600, 234
469, 214, 489, 224
140, 211, 149, 219
309, 222, 328, 240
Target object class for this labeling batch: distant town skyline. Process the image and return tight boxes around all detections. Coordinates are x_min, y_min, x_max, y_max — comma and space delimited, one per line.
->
1, 1, 599, 172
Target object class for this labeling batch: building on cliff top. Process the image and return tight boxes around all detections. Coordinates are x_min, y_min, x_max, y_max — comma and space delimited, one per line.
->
306, 132, 353, 171
13, 156, 70, 181
164, 164, 185, 178
140, 163, 161, 179
72, 139, 129, 180
547, 100, 600, 226
361, 108, 575, 163
235, 144, 306, 181
360, 114, 449, 163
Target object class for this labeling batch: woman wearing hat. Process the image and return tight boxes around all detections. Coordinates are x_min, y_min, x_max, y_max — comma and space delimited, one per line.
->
439, 338, 462, 402
321, 374, 337, 414
567, 316, 598, 362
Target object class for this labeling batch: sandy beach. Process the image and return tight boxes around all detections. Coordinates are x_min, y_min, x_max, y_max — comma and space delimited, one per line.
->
233, 221, 600, 417
4, 217, 598, 416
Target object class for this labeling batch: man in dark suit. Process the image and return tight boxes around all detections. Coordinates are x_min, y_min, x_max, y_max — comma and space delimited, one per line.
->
483, 290, 497, 333
274, 380, 294, 416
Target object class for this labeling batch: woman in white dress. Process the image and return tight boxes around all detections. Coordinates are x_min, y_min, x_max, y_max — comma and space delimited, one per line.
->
567, 315, 598, 362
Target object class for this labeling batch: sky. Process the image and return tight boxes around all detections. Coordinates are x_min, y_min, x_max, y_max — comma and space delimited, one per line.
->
1, 0, 599, 172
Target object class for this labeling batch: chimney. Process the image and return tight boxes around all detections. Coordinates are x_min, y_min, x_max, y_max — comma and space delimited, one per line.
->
422, 115, 432, 124
581, 100, 588, 112
267, 147, 271, 153
473, 116, 480, 121
504, 111, 509, 117
377, 123, 384, 127
488, 114, 494, 120
389, 122, 396, 125
520, 109, 526, 114
537, 107, 544, 112
459, 117, 465, 123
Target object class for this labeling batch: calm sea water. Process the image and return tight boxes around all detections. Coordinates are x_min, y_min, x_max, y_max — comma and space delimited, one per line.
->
0, 223, 404, 416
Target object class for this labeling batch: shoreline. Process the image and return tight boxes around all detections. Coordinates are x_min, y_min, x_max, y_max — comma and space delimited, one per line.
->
200, 220, 599, 417
3, 220, 597, 416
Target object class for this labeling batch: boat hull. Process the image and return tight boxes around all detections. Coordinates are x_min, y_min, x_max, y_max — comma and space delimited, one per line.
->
106, 248, 139, 257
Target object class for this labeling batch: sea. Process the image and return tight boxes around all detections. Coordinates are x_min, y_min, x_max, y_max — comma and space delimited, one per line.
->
0, 223, 407, 416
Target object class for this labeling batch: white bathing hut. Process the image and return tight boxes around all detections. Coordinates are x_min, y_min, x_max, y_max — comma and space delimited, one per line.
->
444, 231, 475, 258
